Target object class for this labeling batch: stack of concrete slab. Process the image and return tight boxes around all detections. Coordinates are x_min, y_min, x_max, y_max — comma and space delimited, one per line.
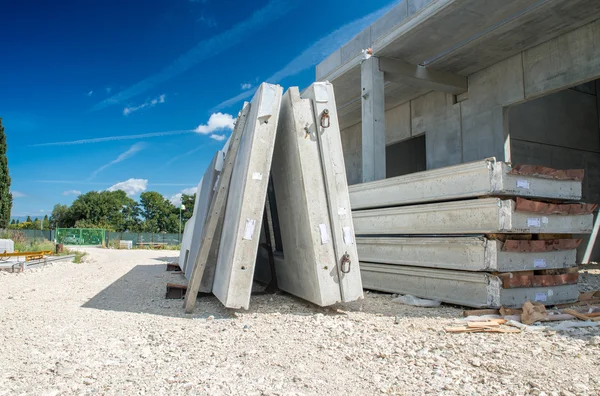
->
350, 159, 597, 308
181, 82, 362, 312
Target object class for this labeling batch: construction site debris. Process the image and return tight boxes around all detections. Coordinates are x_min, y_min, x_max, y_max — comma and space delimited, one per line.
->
391, 295, 441, 307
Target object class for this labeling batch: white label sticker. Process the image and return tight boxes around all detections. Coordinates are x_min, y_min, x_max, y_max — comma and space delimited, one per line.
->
516, 179, 530, 189
243, 219, 256, 241
343, 227, 354, 245
548, 289, 554, 297
252, 172, 263, 180
528, 218, 541, 227
535, 293, 547, 302
542, 217, 549, 224
319, 224, 329, 245
534, 259, 547, 269
338, 207, 347, 216
313, 83, 329, 103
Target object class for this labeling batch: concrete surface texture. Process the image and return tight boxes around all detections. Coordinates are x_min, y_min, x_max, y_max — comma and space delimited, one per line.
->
360, 262, 579, 308
269, 84, 362, 306
2, 248, 600, 394
349, 159, 582, 210
212, 83, 283, 310
352, 198, 594, 235
357, 236, 577, 273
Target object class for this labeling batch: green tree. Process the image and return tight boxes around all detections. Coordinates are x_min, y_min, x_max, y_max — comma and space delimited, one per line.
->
50, 204, 71, 228
0, 119, 11, 228
67, 190, 139, 231
139, 192, 179, 233
181, 193, 196, 224
26, 216, 32, 223
10, 219, 15, 225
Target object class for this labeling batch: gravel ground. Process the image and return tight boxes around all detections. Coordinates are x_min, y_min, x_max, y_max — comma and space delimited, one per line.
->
1, 248, 599, 395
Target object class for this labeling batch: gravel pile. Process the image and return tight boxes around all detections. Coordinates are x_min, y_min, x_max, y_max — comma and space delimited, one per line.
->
0, 248, 598, 395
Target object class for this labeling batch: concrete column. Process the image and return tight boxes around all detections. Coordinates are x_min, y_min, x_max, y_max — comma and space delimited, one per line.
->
361, 56, 386, 182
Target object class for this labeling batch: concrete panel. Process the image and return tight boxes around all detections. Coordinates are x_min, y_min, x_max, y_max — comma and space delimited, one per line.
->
524, 19, 600, 99
509, 89, 600, 153
385, 102, 411, 145
371, 2, 409, 42
212, 83, 283, 310
360, 262, 579, 308
357, 237, 577, 272
349, 159, 582, 210
511, 140, 600, 204
461, 54, 524, 162
340, 123, 362, 185
270, 87, 346, 306
411, 91, 461, 169
352, 198, 594, 235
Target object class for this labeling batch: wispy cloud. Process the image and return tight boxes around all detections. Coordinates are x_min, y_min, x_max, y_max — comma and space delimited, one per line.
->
12, 191, 26, 198
107, 179, 148, 197
30, 130, 192, 147
91, 0, 300, 112
195, 112, 235, 135
123, 94, 166, 115
209, 134, 227, 141
89, 142, 147, 180
87, 91, 94, 97
106, 87, 112, 94
198, 15, 217, 28
164, 143, 212, 167
213, 2, 397, 110
63, 190, 82, 196
241, 82, 253, 90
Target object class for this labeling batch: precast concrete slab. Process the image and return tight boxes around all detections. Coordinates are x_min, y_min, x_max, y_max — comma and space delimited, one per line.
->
360, 262, 579, 308
350, 159, 582, 210
212, 83, 283, 309
353, 198, 594, 235
269, 83, 362, 306
357, 236, 577, 272
183, 152, 224, 293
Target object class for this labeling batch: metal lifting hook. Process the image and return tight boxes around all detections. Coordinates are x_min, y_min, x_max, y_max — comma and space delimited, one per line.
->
320, 109, 330, 129
341, 252, 351, 274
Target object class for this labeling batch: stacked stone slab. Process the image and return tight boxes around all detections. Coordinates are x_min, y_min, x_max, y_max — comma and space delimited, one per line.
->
350, 159, 596, 308
181, 82, 363, 311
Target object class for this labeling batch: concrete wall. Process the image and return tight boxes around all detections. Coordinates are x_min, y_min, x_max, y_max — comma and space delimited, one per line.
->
339, 19, 600, 183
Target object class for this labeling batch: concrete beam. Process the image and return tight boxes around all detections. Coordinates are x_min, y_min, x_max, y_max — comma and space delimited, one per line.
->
379, 57, 467, 94
361, 56, 386, 182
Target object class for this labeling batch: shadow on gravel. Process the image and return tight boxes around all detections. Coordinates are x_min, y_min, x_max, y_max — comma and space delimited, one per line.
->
81, 264, 234, 320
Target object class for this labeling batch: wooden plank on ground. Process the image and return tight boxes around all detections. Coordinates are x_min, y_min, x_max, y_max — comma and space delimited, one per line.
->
183, 103, 251, 314
564, 309, 592, 321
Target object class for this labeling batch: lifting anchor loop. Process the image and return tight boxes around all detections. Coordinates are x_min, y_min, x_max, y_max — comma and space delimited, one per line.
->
320, 109, 330, 129
341, 252, 351, 274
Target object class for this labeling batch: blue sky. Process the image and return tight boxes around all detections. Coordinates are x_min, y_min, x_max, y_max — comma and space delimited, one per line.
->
2, 0, 397, 218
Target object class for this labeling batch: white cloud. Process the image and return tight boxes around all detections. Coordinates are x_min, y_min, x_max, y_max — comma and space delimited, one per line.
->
195, 112, 235, 135
209, 134, 227, 141
107, 179, 148, 197
123, 94, 166, 115
241, 82, 253, 90
213, 2, 397, 110
90, 142, 146, 179
169, 187, 197, 206
12, 191, 26, 198
91, 0, 300, 112
87, 90, 94, 97
63, 190, 82, 196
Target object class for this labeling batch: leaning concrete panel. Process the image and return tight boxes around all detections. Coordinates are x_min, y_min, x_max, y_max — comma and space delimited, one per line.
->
184, 152, 223, 289
212, 83, 283, 310
352, 198, 594, 235
357, 237, 577, 272
270, 84, 362, 306
350, 159, 582, 210
360, 262, 579, 308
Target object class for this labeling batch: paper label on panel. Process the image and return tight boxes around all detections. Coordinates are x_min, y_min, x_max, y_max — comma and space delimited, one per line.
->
252, 172, 263, 180
528, 218, 541, 227
516, 179, 530, 189
343, 227, 354, 245
338, 207, 347, 216
542, 217, 549, 224
535, 293, 547, 302
243, 219, 256, 241
534, 259, 547, 269
313, 83, 329, 103
319, 224, 329, 245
